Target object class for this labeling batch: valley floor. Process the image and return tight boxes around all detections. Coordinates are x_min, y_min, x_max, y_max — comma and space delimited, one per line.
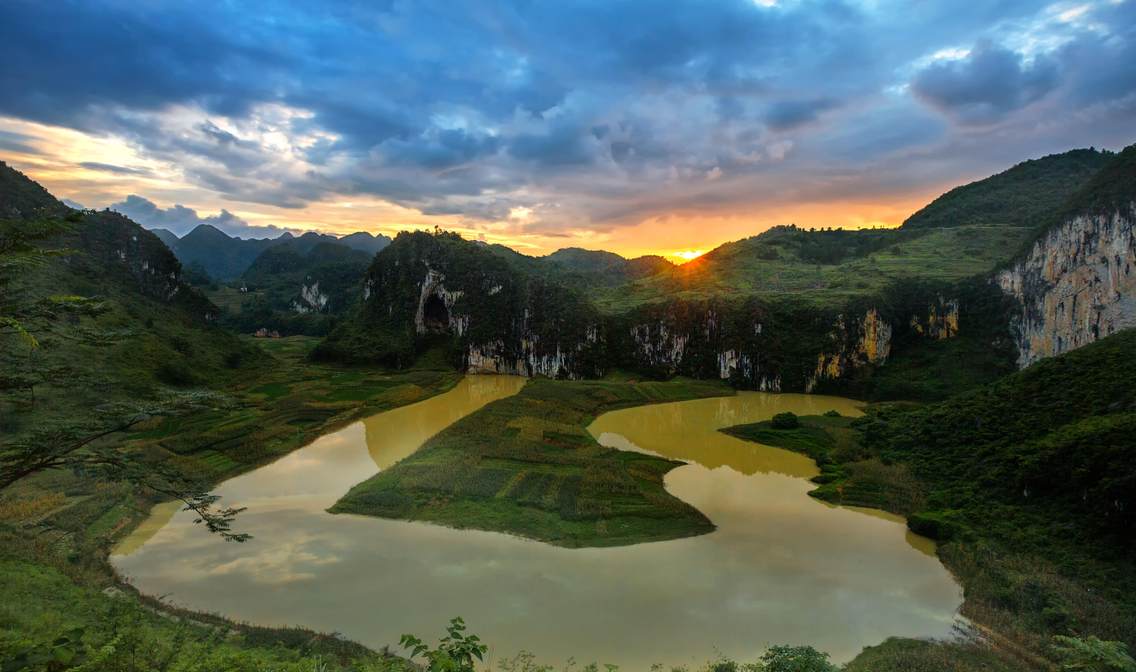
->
3, 336, 1135, 672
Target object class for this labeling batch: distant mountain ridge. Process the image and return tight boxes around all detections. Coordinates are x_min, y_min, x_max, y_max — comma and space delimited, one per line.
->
157, 224, 391, 280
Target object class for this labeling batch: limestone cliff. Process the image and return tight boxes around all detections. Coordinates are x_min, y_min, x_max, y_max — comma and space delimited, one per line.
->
325, 231, 606, 374
806, 309, 893, 392
998, 204, 1136, 367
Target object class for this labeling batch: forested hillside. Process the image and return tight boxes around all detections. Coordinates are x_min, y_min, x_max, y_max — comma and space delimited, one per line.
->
901, 148, 1113, 230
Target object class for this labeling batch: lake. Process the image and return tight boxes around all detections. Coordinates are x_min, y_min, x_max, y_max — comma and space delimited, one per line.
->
112, 375, 961, 668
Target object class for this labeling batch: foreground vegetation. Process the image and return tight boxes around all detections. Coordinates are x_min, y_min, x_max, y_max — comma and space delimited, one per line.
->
332, 377, 730, 546
723, 330, 1136, 670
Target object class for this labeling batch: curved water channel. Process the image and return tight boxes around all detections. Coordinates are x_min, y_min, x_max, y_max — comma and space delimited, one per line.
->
113, 376, 961, 668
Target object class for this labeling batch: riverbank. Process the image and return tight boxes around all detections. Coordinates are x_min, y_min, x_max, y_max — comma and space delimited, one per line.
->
721, 332, 1136, 671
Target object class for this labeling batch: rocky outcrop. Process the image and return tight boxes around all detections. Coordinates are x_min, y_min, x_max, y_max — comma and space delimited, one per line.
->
414, 268, 467, 335
466, 337, 590, 378
329, 230, 1009, 391
338, 231, 606, 375
910, 297, 960, 340
292, 280, 330, 313
806, 309, 893, 392
998, 204, 1136, 367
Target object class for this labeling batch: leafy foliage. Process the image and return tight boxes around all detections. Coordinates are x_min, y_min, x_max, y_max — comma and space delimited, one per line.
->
399, 618, 487, 672
858, 328, 1136, 547
769, 411, 799, 429
757, 645, 837, 672
1053, 635, 1136, 672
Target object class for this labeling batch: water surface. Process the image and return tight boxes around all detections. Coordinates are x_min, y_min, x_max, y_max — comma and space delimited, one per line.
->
113, 378, 960, 667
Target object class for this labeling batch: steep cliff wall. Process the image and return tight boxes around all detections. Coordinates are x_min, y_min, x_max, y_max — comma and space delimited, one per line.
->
321, 231, 606, 374
323, 231, 1010, 396
998, 204, 1136, 367
806, 309, 893, 392
73, 210, 218, 321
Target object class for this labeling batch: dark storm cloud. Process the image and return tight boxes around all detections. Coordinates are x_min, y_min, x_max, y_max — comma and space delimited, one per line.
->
0, 0, 1133, 229
0, 130, 40, 155
763, 99, 840, 131
911, 42, 1059, 124
79, 162, 153, 176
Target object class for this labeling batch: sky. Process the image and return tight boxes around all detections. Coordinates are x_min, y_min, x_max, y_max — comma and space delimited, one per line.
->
0, 0, 1133, 260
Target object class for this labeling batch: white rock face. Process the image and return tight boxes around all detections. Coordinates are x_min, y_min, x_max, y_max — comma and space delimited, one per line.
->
414, 268, 466, 335
998, 205, 1136, 367
293, 281, 330, 313
466, 338, 583, 379
630, 322, 688, 372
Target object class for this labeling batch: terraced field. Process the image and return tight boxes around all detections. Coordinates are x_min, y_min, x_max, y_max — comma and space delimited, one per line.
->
121, 337, 461, 484
331, 377, 732, 546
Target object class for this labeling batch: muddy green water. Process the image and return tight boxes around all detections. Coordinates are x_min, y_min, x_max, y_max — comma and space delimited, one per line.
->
112, 376, 961, 668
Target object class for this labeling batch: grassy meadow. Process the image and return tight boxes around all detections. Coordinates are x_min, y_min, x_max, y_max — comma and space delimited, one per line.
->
589, 224, 1033, 312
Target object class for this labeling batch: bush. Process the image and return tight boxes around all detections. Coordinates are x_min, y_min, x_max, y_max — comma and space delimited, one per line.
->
770, 412, 800, 430
759, 645, 837, 672
156, 359, 197, 386
907, 509, 965, 541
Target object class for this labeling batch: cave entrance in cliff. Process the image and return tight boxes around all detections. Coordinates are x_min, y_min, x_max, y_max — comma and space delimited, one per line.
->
422, 294, 450, 332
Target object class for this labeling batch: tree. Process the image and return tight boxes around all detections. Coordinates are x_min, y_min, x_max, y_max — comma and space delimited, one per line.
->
770, 412, 800, 430
1053, 636, 1136, 672
0, 214, 248, 542
0, 214, 75, 349
758, 646, 837, 672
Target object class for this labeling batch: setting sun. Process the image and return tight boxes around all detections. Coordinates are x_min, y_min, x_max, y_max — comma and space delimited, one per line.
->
671, 250, 706, 262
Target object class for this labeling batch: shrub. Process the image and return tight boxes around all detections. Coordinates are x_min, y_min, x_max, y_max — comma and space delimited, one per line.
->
770, 412, 800, 430
156, 359, 197, 386
759, 645, 837, 672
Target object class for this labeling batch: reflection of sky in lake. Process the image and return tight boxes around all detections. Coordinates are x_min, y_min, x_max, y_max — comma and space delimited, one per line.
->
113, 380, 961, 668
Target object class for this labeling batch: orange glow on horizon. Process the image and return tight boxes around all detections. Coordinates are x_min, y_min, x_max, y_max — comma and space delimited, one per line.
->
0, 114, 948, 262
670, 250, 706, 263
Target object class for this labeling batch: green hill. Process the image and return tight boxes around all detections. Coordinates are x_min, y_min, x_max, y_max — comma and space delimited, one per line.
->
156, 226, 390, 281
216, 239, 372, 336
1047, 143, 1136, 228
0, 160, 70, 220
901, 148, 1112, 230
161, 224, 286, 281
0, 162, 254, 445
586, 222, 1031, 312
545, 247, 626, 273
861, 329, 1136, 550
316, 230, 604, 371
